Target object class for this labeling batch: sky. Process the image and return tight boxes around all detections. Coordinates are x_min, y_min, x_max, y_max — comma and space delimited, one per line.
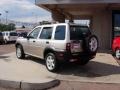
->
0, 0, 89, 25
0, 0, 51, 23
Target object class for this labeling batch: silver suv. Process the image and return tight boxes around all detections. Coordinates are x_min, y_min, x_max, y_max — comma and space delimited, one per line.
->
15, 23, 98, 72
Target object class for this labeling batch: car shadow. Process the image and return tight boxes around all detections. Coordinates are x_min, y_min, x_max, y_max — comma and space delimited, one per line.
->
0, 55, 10, 62
0, 55, 9, 59
56, 61, 120, 78
24, 55, 120, 78
25, 55, 45, 65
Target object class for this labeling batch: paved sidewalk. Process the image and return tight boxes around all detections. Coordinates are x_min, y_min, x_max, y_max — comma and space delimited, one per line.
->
0, 52, 119, 89
0, 44, 15, 55
0, 53, 59, 89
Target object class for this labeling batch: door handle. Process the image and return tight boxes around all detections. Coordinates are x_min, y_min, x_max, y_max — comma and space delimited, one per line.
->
33, 41, 35, 42
46, 41, 49, 44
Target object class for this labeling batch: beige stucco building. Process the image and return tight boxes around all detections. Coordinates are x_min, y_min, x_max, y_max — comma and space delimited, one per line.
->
35, 0, 120, 51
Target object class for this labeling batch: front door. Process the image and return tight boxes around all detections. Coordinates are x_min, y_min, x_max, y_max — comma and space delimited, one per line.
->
26, 27, 41, 56
38, 27, 53, 58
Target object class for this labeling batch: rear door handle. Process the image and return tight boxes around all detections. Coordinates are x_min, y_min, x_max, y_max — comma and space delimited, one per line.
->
46, 41, 49, 44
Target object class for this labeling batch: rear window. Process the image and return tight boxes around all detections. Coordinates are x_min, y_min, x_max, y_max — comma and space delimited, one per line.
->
70, 26, 91, 40
10, 32, 18, 36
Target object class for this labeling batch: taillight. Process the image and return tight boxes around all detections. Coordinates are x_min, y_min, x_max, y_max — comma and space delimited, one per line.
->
66, 43, 71, 51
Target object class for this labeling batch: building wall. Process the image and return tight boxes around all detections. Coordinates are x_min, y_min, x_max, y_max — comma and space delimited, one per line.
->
52, 11, 65, 23
92, 10, 112, 51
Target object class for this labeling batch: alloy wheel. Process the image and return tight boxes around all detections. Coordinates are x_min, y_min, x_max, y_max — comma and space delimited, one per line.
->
115, 49, 120, 59
46, 55, 55, 71
89, 37, 98, 52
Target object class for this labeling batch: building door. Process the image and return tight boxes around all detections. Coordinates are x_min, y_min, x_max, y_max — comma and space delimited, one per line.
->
112, 11, 120, 38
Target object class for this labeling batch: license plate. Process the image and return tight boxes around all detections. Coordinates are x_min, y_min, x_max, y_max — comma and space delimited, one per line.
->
73, 44, 79, 49
71, 43, 81, 52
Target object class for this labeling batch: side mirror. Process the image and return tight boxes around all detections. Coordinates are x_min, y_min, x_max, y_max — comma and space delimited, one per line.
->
26, 36, 33, 39
26, 36, 30, 39
23, 35, 27, 38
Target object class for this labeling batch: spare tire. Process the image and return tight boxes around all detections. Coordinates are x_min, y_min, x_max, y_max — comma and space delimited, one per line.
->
84, 35, 98, 53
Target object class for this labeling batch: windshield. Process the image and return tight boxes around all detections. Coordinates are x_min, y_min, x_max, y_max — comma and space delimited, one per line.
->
10, 32, 18, 36
70, 26, 91, 40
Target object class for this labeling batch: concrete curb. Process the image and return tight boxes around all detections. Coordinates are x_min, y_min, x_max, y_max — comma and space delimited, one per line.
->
0, 79, 60, 90
0, 79, 20, 89
21, 80, 60, 90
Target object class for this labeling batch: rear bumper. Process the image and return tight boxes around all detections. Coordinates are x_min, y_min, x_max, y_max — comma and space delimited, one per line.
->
55, 51, 96, 62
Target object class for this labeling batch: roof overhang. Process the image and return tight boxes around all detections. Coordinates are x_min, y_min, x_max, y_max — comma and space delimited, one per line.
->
35, 0, 120, 19
35, 0, 120, 4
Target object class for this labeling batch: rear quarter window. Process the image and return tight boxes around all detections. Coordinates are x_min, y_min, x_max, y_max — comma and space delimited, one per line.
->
54, 25, 66, 40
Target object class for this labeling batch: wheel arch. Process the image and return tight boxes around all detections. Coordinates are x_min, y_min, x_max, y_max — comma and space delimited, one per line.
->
44, 47, 55, 58
15, 43, 23, 48
115, 47, 120, 51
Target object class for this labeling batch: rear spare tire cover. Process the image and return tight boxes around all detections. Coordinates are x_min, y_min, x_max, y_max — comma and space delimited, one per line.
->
86, 35, 98, 53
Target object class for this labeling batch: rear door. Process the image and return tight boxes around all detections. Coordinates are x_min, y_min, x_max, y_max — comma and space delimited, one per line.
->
38, 26, 53, 58
51, 25, 67, 51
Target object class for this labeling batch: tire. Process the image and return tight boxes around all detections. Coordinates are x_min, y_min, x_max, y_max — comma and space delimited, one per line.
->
16, 45, 25, 59
0, 41, 3, 45
45, 53, 59, 72
84, 35, 98, 53
115, 48, 120, 60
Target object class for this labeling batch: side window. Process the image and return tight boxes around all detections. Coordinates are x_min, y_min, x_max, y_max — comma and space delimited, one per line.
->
54, 25, 66, 40
40, 27, 53, 39
6, 33, 8, 36
0, 32, 2, 36
29, 27, 41, 39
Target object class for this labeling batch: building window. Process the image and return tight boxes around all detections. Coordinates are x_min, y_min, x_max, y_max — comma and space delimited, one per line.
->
113, 11, 120, 38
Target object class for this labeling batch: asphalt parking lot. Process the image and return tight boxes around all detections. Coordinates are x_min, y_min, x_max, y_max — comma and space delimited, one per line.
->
0, 44, 15, 55
0, 44, 120, 90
